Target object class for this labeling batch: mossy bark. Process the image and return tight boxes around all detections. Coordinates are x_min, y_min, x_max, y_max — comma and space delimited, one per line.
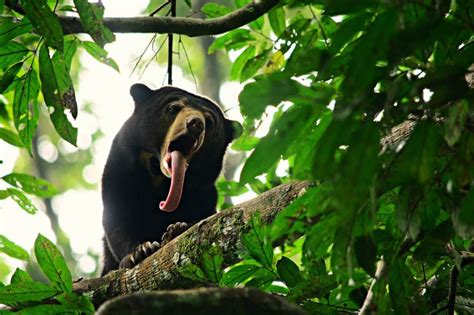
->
73, 181, 311, 307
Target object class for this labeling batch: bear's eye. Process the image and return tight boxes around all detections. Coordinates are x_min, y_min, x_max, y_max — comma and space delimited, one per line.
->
167, 104, 181, 115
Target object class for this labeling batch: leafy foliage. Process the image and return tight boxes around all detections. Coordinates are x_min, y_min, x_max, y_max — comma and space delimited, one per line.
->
1, 0, 473, 313
0, 235, 94, 313
204, 0, 474, 313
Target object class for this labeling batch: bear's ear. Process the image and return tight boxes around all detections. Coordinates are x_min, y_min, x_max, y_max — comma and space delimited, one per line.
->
224, 119, 243, 142
130, 83, 154, 105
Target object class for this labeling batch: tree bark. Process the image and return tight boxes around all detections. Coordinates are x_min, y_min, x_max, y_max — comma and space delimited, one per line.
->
96, 287, 307, 315
73, 181, 311, 307
59, 0, 280, 36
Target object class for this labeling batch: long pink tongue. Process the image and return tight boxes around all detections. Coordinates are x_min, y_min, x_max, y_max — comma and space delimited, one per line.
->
159, 151, 187, 212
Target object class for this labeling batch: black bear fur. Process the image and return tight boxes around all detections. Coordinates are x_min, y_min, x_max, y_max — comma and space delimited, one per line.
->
101, 84, 240, 275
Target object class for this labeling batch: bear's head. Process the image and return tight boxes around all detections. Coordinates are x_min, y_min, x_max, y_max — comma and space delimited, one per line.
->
129, 84, 242, 212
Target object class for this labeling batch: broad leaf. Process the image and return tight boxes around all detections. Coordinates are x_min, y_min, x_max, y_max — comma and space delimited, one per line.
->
0, 62, 23, 94
0, 282, 58, 304
178, 263, 208, 283
81, 41, 119, 72
220, 264, 260, 287
0, 41, 29, 69
209, 29, 254, 54
10, 268, 33, 284
0, 127, 24, 147
55, 292, 95, 313
34, 234, 73, 292
354, 235, 376, 276
453, 187, 474, 238
268, 7, 286, 36
19, 0, 64, 51
12, 70, 40, 153
0, 235, 29, 260
276, 256, 303, 288
38, 44, 77, 145
3, 173, 58, 198
73, 0, 114, 47
240, 49, 271, 82
201, 246, 224, 284
241, 214, 273, 270
239, 73, 301, 119
0, 17, 32, 46
201, 3, 231, 18
7, 188, 37, 214
230, 46, 255, 81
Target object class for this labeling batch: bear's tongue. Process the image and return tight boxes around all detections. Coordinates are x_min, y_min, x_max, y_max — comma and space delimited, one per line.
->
159, 151, 187, 212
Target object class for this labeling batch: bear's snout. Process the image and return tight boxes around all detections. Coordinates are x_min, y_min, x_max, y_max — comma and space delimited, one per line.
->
186, 117, 204, 136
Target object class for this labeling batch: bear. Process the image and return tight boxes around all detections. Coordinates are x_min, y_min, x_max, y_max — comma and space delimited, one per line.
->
100, 84, 241, 275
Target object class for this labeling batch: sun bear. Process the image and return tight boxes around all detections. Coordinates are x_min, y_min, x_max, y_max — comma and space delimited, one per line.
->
101, 84, 241, 275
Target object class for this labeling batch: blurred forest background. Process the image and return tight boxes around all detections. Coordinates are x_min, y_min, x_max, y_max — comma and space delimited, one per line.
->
0, 0, 473, 314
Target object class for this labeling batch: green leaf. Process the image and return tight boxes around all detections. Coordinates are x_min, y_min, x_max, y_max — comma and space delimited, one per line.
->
317, 0, 380, 15
208, 29, 254, 54
201, 3, 231, 18
0, 62, 22, 94
444, 99, 468, 147
386, 122, 441, 189
34, 234, 73, 292
242, 214, 273, 270
389, 259, 419, 314
10, 268, 33, 284
330, 12, 371, 53
240, 49, 271, 82
3, 173, 58, 198
311, 117, 352, 180
230, 46, 255, 81
396, 185, 422, 240
240, 104, 315, 184
19, 0, 64, 51
0, 17, 33, 46
12, 70, 40, 154
453, 187, 474, 238
250, 16, 264, 31
55, 292, 95, 313
201, 246, 224, 284
11, 304, 75, 314
81, 41, 120, 72
341, 10, 397, 101
239, 73, 301, 119
0, 41, 29, 69
0, 190, 10, 200
231, 133, 259, 151
268, 7, 286, 36
0, 235, 29, 260
38, 44, 77, 146
354, 235, 376, 277
7, 188, 38, 214
0, 282, 58, 304
178, 263, 208, 283
276, 256, 302, 288
73, 0, 115, 47
0, 127, 24, 147
220, 264, 260, 287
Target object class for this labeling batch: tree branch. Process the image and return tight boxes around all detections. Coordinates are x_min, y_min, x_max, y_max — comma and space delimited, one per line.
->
73, 181, 311, 307
96, 287, 307, 315
59, 0, 280, 36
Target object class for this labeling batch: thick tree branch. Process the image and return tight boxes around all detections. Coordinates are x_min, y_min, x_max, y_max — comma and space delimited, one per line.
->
73, 181, 311, 307
59, 0, 279, 36
96, 288, 307, 315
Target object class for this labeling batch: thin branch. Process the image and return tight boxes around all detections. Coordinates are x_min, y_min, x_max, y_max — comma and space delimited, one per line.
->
58, 0, 280, 36
358, 259, 386, 315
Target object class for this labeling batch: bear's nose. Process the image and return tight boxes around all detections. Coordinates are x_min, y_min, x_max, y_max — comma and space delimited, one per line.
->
187, 117, 204, 136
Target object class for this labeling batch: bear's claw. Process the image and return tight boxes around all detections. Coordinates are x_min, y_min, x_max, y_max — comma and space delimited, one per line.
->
119, 241, 161, 269
161, 222, 190, 245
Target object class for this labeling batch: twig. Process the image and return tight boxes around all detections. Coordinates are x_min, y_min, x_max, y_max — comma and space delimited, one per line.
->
358, 259, 386, 315
149, 1, 170, 17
